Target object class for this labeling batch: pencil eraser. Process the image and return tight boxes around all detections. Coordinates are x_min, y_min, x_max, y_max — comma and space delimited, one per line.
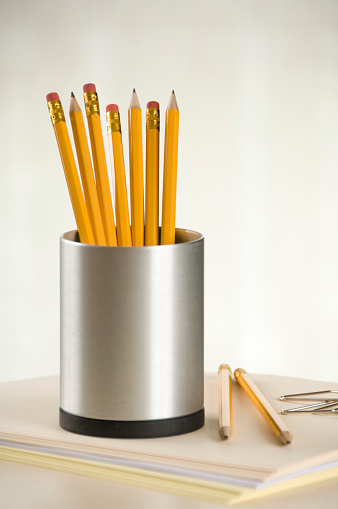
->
46, 92, 59, 102
83, 83, 96, 93
106, 104, 119, 112
147, 101, 159, 109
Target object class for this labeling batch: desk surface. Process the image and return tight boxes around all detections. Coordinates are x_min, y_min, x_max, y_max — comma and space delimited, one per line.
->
2, 373, 338, 507
1, 459, 338, 509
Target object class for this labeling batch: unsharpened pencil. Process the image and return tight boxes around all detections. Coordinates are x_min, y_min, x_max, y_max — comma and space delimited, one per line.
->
145, 100, 160, 246
106, 104, 132, 247
83, 83, 117, 246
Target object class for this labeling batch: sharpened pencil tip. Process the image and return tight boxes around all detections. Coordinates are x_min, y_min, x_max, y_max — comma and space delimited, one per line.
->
167, 90, 179, 111
129, 89, 141, 109
69, 93, 81, 113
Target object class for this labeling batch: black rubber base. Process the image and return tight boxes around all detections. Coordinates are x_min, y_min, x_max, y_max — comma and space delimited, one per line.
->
60, 407, 205, 438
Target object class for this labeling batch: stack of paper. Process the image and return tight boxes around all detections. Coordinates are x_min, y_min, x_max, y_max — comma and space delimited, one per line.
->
0, 374, 338, 505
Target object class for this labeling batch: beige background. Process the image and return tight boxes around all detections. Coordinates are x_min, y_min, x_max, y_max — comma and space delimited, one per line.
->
1, 0, 338, 383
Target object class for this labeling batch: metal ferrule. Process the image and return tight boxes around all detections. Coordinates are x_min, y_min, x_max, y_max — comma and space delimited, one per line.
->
47, 100, 65, 124
83, 91, 100, 116
146, 107, 160, 130
106, 110, 121, 134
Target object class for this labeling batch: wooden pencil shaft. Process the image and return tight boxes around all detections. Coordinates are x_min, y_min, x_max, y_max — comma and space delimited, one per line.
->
128, 107, 144, 246
107, 135, 117, 209
53, 121, 94, 245
161, 108, 179, 245
109, 131, 132, 247
235, 369, 292, 444
145, 127, 160, 246
70, 109, 106, 246
86, 111, 117, 246
107, 137, 119, 242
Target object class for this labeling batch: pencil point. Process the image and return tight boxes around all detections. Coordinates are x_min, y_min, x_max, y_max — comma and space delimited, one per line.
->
69, 93, 81, 113
167, 90, 179, 111
129, 89, 141, 109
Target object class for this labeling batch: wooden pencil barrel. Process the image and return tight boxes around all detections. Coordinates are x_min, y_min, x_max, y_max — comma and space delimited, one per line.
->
60, 228, 204, 438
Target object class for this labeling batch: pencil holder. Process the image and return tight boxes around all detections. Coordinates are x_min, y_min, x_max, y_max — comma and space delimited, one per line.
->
59, 228, 204, 438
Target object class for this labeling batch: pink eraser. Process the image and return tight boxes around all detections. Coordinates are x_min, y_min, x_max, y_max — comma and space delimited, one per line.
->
147, 101, 159, 109
46, 92, 59, 102
83, 83, 96, 93
106, 104, 119, 112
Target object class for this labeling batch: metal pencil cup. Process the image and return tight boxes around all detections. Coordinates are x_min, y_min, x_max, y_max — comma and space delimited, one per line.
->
59, 228, 204, 438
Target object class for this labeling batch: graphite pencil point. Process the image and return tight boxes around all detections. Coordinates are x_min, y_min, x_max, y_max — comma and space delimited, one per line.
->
167, 90, 179, 111
129, 89, 141, 109
69, 93, 81, 113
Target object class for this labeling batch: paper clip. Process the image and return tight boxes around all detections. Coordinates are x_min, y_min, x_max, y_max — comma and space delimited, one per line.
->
278, 390, 338, 415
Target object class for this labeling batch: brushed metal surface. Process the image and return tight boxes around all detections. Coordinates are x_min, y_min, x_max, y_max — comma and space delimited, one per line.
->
60, 229, 204, 421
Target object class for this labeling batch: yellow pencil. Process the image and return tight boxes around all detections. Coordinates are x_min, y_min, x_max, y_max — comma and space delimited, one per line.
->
145, 100, 160, 246
234, 368, 293, 445
128, 89, 144, 246
161, 91, 179, 245
106, 104, 132, 247
83, 83, 117, 246
69, 92, 106, 246
46, 92, 94, 245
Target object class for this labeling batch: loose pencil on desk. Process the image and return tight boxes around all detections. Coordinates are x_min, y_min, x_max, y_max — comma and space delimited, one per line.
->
218, 364, 233, 440
128, 89, 144, 246
234, 368, 293, 446
83, 83, 117, 246
46, 93, 94, 245
145, 101, 160, 246
69, 92, 106, 246
106, 104, 132, 247
161, 91, 179, 245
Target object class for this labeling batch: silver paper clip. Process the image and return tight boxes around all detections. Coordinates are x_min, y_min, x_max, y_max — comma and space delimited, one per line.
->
278, 390, 338, 415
